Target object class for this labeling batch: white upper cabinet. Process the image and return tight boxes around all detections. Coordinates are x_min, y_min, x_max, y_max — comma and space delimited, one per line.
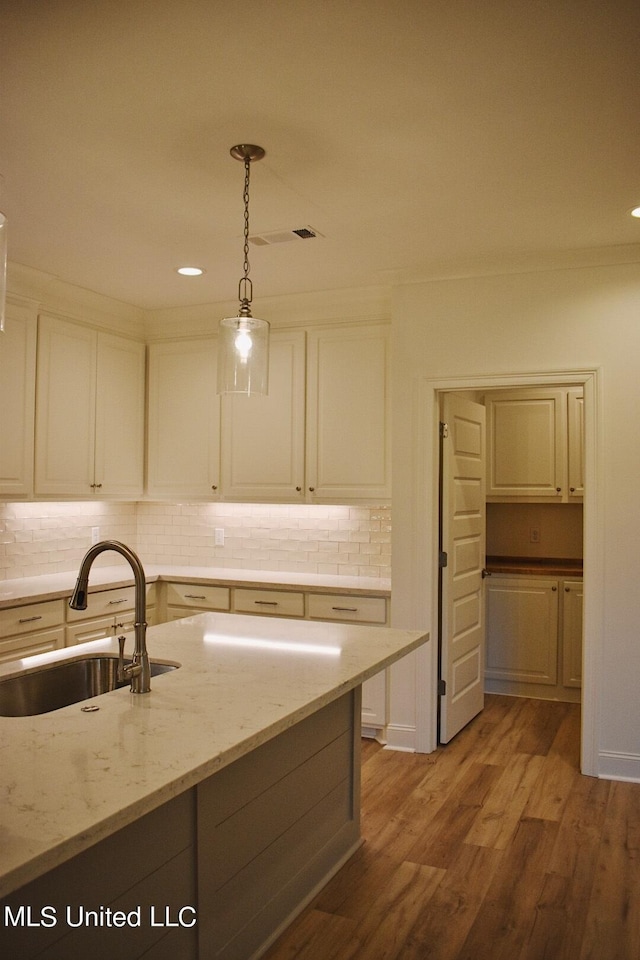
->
0, 300, 37, 498
172, 322, 391, 503
146, 338, 221, 499
35, 316, 145, 498
306, 323, 391, 502
221, 329, 306, 501
485, 387, 583, 503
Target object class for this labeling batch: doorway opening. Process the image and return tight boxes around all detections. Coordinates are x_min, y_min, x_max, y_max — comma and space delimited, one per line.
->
431, 369, 599, 776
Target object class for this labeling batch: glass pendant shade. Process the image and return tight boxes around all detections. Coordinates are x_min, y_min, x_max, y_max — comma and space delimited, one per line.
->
217, 315, 270, 395
0, 212, 6, 332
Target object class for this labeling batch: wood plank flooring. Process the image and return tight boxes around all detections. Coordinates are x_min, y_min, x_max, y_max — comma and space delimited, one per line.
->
263, 695, 640, 960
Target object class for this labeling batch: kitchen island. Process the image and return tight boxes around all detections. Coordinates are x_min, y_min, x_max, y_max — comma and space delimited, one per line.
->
0, 612, 428, 959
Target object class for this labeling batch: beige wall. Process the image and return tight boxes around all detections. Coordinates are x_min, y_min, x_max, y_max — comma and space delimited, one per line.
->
391, 260, 640, 776
486, 503, 583, 559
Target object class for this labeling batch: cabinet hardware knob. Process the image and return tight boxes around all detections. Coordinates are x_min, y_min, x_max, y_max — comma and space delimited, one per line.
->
556, 487, 561, 493
296, 486, 302, 492
565, 587, 570, 592
19, 615, 42, 623
211, 485, 218, 491
552, 586, 557, 591
308, 487, 315, 493
570, 487, 575, 492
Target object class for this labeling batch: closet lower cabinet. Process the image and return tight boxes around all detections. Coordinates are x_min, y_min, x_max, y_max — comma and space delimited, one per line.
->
485, 574, 582, 702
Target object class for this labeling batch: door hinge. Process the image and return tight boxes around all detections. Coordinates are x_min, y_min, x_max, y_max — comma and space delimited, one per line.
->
438, 678, 447, 696
439, 550, 448, 568
440, 421, 449, 439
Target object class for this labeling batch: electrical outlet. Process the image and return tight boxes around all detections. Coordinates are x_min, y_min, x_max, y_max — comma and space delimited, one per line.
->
214, 527, 225, 547
91, 526, 100, 545
530, 527, 540, 544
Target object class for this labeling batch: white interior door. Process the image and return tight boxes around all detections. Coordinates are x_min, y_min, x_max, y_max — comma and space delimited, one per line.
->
439, 394, 486, 743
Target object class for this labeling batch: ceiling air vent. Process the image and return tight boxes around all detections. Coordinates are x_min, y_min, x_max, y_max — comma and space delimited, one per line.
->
249, 226, 323, 246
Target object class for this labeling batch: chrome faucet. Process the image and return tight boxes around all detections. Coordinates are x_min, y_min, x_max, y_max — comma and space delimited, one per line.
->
69, 540, 150, 694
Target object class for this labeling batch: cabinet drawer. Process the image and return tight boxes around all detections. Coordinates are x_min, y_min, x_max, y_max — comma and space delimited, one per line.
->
234, 588, 304, 618
1, 599, 65, 638
66, 585, 137, 622
308, 593, 387, 624
166, 582, 230, 611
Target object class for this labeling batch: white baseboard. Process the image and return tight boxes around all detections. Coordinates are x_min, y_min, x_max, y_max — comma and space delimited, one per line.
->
383, 723, 417, 752
598, 750, 640, 783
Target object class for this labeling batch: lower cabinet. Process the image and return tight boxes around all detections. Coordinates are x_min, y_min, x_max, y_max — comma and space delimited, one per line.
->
1, 579, 390, 735
65, 584, 157, 647
158, 581, 389, 734
0, 599, 65, 663
164, 582, 230, 621
233, 587, 304, 618
485, 574, 582, 701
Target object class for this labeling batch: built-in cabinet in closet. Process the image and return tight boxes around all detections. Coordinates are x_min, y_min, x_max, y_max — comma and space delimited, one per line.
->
483, 386, 584, 702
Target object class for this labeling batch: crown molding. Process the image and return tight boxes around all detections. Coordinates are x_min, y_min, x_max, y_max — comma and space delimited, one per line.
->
7, 262, 146, 338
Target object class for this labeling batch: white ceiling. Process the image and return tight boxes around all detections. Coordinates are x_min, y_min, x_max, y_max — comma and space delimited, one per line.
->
2, 0, 640, 311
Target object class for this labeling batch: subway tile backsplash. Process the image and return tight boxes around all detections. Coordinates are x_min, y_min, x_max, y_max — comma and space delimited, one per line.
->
0, 502, 391, 581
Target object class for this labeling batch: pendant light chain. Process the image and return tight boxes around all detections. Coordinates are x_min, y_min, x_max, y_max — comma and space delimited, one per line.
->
239, 157, 253, 315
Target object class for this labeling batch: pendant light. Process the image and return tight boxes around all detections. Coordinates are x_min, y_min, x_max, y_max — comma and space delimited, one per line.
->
217, 144, 269, 396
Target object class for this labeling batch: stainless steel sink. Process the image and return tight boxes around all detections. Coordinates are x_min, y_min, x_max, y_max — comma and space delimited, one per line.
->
0, 656, 180, 717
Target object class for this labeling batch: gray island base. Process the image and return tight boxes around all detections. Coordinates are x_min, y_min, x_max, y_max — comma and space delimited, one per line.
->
1, 690, 360, 960
0, 614, 428, 959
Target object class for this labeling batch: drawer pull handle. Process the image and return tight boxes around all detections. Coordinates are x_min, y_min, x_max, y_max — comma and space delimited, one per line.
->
332, 606, 358, 613
19, 615, 43, 623
254, 600, 278, 606
185, 594, 207, 600
108, 599, 128, 605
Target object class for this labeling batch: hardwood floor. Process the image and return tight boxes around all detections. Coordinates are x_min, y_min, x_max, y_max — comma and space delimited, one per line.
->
263, 695, 640, 960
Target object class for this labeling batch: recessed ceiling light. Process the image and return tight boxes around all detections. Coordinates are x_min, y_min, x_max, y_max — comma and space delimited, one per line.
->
176, 266, 205, 276
630, 207, 640, 219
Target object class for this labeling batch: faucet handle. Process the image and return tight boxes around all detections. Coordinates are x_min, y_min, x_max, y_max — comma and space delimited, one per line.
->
117, 635, 127, 682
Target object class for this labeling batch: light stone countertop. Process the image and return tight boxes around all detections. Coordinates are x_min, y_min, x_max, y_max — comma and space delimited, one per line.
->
0, 564, 391, 609
0, 612, 427, 898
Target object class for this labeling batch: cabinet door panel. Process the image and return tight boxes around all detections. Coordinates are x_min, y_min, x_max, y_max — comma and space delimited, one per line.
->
221, 330, 305, 500
35, 316, 96, 496
306, 325, 391, 500
94, 333, 145, 496
567, 390, 584, 500
562, 579, 583, 687
486, 389, 566, 499
0, 627, 65, 664
486, 576, 559, 684
0, 302, 36, 497
147, 339, 220, 498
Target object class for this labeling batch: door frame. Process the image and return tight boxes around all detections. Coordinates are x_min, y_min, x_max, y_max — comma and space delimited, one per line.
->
419, 368, 601, 775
